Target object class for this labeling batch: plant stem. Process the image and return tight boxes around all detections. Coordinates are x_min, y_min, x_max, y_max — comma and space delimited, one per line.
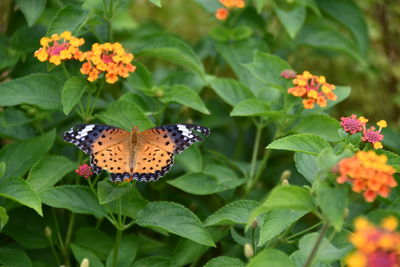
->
250, 122, 263, 178
65, 213, 76, 247
303, 223, 330, 267
286, 222, 323, 241
112, 227, 122, 267
251, 227, 257, 254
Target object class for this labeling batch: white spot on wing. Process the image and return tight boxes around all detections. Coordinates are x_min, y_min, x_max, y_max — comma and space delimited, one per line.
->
76, 125, 95, 139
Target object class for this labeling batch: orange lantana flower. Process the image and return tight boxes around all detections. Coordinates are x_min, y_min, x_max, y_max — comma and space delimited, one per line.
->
215, 0, 245, 20
80, 42, 136, 84
346, 216, 400, 267
34, 31, 85, 65
286, 70, 337, 109
337, 151, 397, 202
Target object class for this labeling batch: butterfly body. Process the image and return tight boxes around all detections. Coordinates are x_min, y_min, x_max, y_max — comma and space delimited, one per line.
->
64, 124, 210, 182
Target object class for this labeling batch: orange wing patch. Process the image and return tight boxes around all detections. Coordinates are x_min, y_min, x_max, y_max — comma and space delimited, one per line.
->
132, 142, 174, 182
91, 128, 130, 153
91, 140, 131, 179
140, 128, 176, 153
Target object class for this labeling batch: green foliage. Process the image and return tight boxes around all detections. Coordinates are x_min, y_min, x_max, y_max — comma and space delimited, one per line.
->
1, 0, 399, 266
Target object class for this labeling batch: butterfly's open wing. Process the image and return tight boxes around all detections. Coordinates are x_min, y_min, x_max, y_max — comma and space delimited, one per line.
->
133, 124, 210, 182
64, 124, 131, 175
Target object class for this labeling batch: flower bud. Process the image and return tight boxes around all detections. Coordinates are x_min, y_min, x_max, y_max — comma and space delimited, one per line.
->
244, 243, 254, 258
280, 170, 291, 182
80, 258, 89, 267
154, 88, 164, 98
250, 219, 258, 229
44, 226, 52, 237
281, 179, 289, 186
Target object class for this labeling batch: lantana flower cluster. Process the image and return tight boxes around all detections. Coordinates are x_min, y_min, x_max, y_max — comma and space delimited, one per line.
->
75, 164, 93, 179
346, 216, 400, 267
285, 70, 337, 109
34, 31, 85, 65
215, 0, 245, 20
337, 151, 397, 202
80, 42, 136, 84
340, 114, 387, 149
34, 31, 135, 84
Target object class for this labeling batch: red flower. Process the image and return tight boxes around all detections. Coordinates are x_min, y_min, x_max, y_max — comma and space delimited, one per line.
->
76, 164, 93, 179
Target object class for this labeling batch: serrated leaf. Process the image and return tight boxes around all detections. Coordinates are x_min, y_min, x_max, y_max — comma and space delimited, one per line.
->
27, 155, 76, 193
61, 76, 88, 115
136, 201, 215, 247
244, 51, 292, 90
168, 165, 246, 195
248, 186, 315, 226
299, 233, 351, 263
0, 247, 32, 267
0, 130, 55, 179
292, 114, 340, 142
205, 200, 259, 226
247, 249, 294, 267
15, 0, 46, 26
0, 177, 42, 216
104, 186, 148, 219
317, 183, 347, 231
294, 152, 319, 183
0, 207, 8, 230
210, 78, 254, 106
96, 94, 154, 131
149, 0, 161, 7
71, 244, 104, 267
131, 256, 170, 267
267, 134, 331, 156
106, 234, 138, 267
161, 85, 210, 114
40, 185, 107, 217
259, 210, 307, 246
175, 146, 203, 172
273, 2, 306, 38
230, 98, 280, 117
132, 34, 205, 77
0, 74, 62, 110
47, 5, 88, 35
204, 256, 245, 267
74, 227, 113, 260
97, 181, 132, 204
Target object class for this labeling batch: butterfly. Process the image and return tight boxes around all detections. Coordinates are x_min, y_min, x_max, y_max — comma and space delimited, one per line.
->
63, 124, 210, 182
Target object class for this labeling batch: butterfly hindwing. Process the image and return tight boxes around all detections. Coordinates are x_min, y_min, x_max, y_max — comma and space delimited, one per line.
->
140, 124, 210, 154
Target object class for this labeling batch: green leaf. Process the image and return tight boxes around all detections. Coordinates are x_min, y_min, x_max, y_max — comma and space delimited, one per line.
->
248, 186, 315, 226
299, 233, 351, 263
71, 244, 104, 267
244, 51, 292, 90
74, 227, 113, 260
267, 134, 331, 156
161, 85, 210, 114
273, 2, 306, 38
0, 177, 42, 216
316, 0, 368, 55
131, 34, 205, 77
247, 249, 294, 267
61, 76, 88, 115
27, 155, 76, 193
0, 74, 62, 110
149, 0, 162, 7
96, 94, 154, 131
168, 165, 246, 195
296, 18, 363, 63
170, 239, 208, 267
294, 152, 319, 183
47, 5, 88, 35
106, 234, 138, 267
0, 247, 32, 267
131, 256, 170, 267
292, 114, 341, 142
290, 250, 331, 267
0, 207, 8, 230
0, 162, 5, 178
255, 0, 267, 12
97, 181, 132, 204
317, 183, 347, 231
40, 185, 107, 217
375, 149, 400, 172
259, 210, 307, 246
15, 0, 46, 26
204, 200, 259, 226
204, 256, 245, 267
175, 146, 203, 173
136, 201, 215, 247
104, 186, 148, 219
0, 130, 55, 179
0, 108, 34, 140
210, 78, 254, 106
125, 62, 153, 92
230, 98, 280, 117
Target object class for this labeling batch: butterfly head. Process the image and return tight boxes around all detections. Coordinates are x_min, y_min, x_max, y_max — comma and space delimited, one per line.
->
131, 126, 140, 133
